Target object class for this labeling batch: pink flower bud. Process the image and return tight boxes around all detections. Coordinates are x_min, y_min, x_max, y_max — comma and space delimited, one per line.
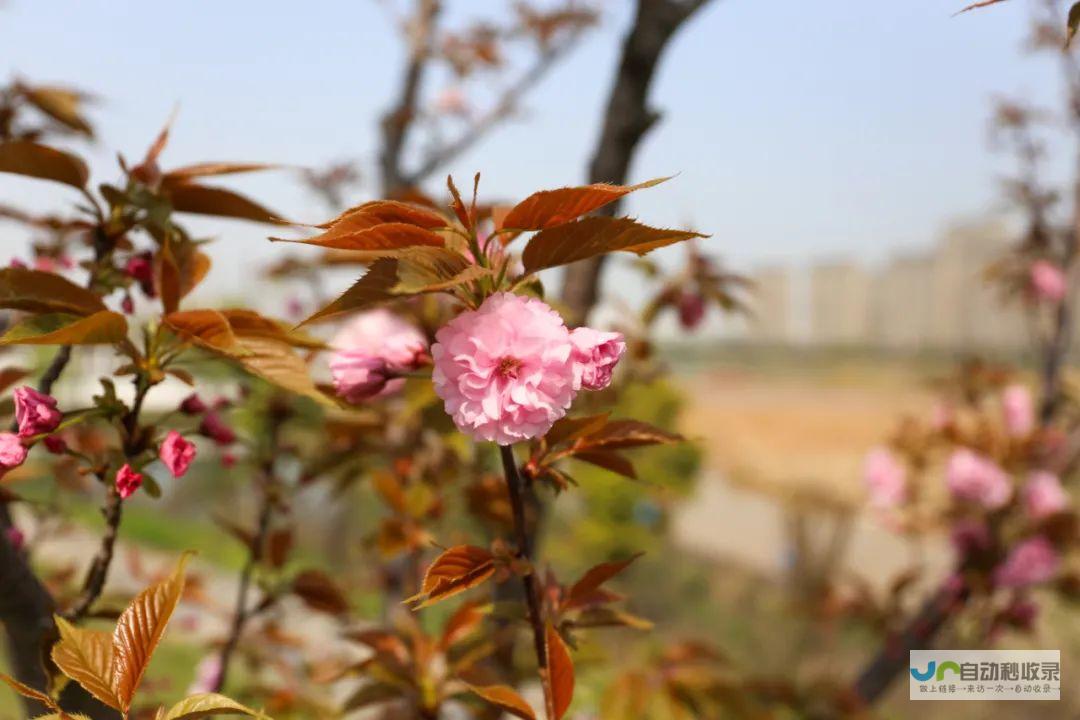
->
33, 256, 56, 272
863, 447, 906, 508
9, 258, 27, 269
179, 393, 207, 415
0, 433, 28, 471
121, 294, 135, 315
221, 452, 237, 469
1002, 384, 1034, 438
115, 463, 144, 500
330, 354, 392, 402
14, 386, 62, 438
159, 430, 196, 478
994, 536, 1060, 588
331, 309, 428, 371
946, 449, 1012, 509
1029, 260, 1067, 303
1023, 471, 1069, 521
677, 292, 706, 330
950, 519, 991, 558
125, 252, 156, 297
43, 435, 67, 454
199, 412, 236, 446
570, 326, 626, 391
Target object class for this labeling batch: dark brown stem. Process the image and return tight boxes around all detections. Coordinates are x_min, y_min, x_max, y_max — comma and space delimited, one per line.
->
498, 445, 547, 672
37, 345, 73, 396
560, 0, 713, 324
213, 415, 282, 692
63, 488, 123, 621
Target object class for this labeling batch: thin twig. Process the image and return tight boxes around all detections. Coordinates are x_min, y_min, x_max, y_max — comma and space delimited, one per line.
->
498, 445, 548, 687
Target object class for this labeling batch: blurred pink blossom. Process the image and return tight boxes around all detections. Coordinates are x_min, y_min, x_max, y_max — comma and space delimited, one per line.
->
330, 309, 428, 402
180, 393, 208, 415
0, 433, 27, 471
1029, 260, 1067, 303
4, 526, 25, 552
159, 430, 196, 478
432, 292, 578, 445
1002, 384, 1034, 437
863, 447, 907, 508
570, 327, 626, 391
677, 292, 706, 330
43, 435, 67, 454
187, 654, 223, 695
1023, 471, 1069, 520
994, 536, 1060, 588
14, 386, 62, 438
199, 412, 236, 446
946, 448, 1012, 509
950, 519, 991, 558
434, 86, 470, 116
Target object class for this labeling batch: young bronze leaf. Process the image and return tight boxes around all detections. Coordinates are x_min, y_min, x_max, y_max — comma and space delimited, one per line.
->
155, 240, 212, 314
342, 682, 405, 712
1068, 1, 1080, 48
292, 570, 350, 614
51, 617, 120, 710
16, 84, 94, 136
0, 267, 106, 315
543, 414, 610, 449
163, 310, 240, 352
110, 553, 192, 713
163, 162, 277, 185
0, 672, 59, 710
577, 419, 683, 451
440, 600, 486, 650
572, 450, 637, 480
409, 545, 496, 608
161, 693, 264, 719
564, 553, 644, 610
545, 624, 574, 720
464, 683, 537, 720
277, 222, 444, 252
0, 140, 89, 189
501, 177, 670, 231
219, 309, 326, 349
166, 183, 285, 224
447, 175, 473, 230
522, 217, 706, 273
299, 259, 400, 326
227, 334, 333, 406
0, 311, 127, 346
955, 0, 1008, 13
392, 247, 489, 293
319, 200, 448, 230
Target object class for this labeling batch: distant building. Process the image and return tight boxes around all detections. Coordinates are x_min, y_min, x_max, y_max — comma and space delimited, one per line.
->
871, 253, 934, 350
809, 261, 871, 346
748, 265, 792, 343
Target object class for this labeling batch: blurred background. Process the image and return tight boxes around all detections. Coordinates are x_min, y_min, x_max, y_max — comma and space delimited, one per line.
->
3, 1, 1080, 718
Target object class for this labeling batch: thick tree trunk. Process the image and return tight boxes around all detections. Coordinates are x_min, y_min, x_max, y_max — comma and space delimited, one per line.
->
560, 0, 713, 324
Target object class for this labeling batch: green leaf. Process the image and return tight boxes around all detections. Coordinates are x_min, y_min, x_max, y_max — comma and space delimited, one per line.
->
522, 217, 706, 273
0, 141, 88, 188
162, 693, 266, 720
0, 311, 127, 346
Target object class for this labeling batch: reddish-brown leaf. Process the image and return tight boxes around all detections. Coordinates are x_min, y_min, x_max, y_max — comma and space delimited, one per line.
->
16, 83, 94, 136
163, 310, 239, 352
409, 545, 496, 608
563, 553, 644, 610
572, 450, 637, 479
318, 200, 448, 230
440, 600, 486, 649
163, 162, 277, 185
167, 183, 286, 224
545, 623, 574, 720
110, 553, 192, 713
0, 267, 106, 315
0, 140, 89, 188
277, 222, 444, 252
0, 311, 127, 346
522, 216, 706, 273
465, 683, 536, 720
51, 616, 119, 710
155, 239, 211, 314
293, 570, 350, 614
577, 419, 683, 451
502, 177, 669, 231
543, 413, 610, 449
447, 175, 472, 230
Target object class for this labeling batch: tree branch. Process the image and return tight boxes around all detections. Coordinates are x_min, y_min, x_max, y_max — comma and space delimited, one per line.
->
560, 0, 714, 324
498, 445, 548, 693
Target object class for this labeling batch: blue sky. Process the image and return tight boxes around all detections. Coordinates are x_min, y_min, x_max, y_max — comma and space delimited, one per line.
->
0, 0, 1073, 301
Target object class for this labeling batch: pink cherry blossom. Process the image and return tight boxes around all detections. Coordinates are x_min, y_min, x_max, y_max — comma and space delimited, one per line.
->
994, 536, 1060, 588
1023, 471, 1069, 521
570, 327, 626, 391
187, 654, 224, 696
4, 526, 25, 552
14, 386, 62, 438
329, 309, 428, 402
1002, 384, 1034, 438
946, 448, 1012, 510
179, 393, 207, 415
863, 447, 907, 508
1029, 260, 1067, 303
159, 430, 197, 478
329, 354, 392, 402
432, 292, 578, 445
115, 464, 144, 500
0, 433, 27, 471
